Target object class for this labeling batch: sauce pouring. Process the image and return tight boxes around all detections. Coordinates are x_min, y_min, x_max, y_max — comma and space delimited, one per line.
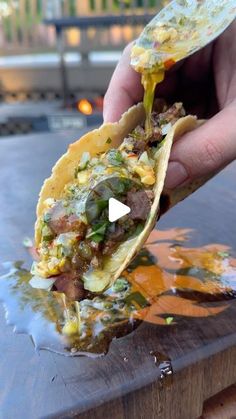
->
131, 0, 236, 133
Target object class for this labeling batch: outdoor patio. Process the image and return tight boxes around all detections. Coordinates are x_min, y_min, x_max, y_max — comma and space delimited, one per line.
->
0, 0, 164, 135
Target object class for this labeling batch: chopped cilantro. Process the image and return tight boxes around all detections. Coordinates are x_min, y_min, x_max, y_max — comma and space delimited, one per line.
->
42, 224, 54, 242
74, 167, 79, 178
96, 199, 108, 212
133, 223, 144, 237
90, 234, 104, 243
74, 151, 90, 177
158, 118, 168, 126
43, 212, 51, 223
125, 291, 148, 308
217, 251, 229, 258
178, 16, 187, 26
113, 277, 130, 293
166, 317, 174, 325
153, 137, 166, 154
86, 221, 108, 242
67, 184, 77, 196
106, 149, 124, 166
108, 177, 132, 195
43, 235, 54, 242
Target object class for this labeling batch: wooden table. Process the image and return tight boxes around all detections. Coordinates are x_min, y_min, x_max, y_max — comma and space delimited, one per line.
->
0, 131, 236, 419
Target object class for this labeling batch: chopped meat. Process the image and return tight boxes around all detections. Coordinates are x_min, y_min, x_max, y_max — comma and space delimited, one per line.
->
148, 103, 185, 143
123, 135, 146, 154
153, 98, 167, 113
150, 126, 163, 142
118, 217, 134, 230
156, 102, 185, 126
121, 125, 147, 154
71, 253, 90, 273
102, 240, 119, 256
122, 102, 185, 149
102, 225, 126, 256
47, 202, 86, 237
109, 225, 126, 241
133, 125, 146, 138
89, 240, 101, 253
126, 190, 154, 221
145, 190, 155, 202
53, 272, 86, 301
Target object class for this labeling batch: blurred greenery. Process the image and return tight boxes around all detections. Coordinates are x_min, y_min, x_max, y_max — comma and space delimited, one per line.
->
1, 0, 161, 44
2, 0, 43, 42
89, 0, 158, 11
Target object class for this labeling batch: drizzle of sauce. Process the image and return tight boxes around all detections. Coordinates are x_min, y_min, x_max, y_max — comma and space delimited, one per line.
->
0, 228, 236, 356
131, 0, 236, 134
142, 71, 165, 134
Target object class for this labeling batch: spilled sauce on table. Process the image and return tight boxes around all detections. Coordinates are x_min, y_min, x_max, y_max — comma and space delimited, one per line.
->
0, 228, 236, 356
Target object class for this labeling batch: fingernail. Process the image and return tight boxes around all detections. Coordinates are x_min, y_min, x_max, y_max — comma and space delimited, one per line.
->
165, 161, 189, 189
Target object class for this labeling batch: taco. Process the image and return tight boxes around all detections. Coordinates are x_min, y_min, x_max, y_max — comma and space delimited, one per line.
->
32, 101, 206, 300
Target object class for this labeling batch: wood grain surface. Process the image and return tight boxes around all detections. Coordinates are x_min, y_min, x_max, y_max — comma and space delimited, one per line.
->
0, 130, 236, 419
199, 384, 236, 419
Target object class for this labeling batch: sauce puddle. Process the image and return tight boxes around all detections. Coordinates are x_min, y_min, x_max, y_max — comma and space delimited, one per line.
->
0, 228, 236, 356
150, 350, 173, 383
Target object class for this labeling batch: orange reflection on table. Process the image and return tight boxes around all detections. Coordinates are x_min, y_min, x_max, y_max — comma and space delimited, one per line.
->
125, 228, 236, 325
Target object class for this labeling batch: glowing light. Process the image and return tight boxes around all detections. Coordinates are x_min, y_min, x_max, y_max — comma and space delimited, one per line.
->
0, 3, 12, 19
77, 99, 93, 115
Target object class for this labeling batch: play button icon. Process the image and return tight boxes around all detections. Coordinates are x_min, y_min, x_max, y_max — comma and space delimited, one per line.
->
85, 176, 150, 230
108, 198, 130, 223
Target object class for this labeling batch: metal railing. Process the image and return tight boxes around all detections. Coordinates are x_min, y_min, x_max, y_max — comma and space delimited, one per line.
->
0, 0, 166, 54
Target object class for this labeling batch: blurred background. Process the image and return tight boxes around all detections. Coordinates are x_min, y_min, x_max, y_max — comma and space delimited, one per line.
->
0, 0, 167, 136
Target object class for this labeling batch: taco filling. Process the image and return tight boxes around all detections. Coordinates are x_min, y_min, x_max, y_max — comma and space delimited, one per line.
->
32, 102, 185, 300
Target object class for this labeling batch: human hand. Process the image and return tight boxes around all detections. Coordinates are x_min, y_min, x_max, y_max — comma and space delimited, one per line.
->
103, 21, 236, 189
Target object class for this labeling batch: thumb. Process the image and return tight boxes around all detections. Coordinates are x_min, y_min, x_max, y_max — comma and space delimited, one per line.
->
165, 102, 236, 189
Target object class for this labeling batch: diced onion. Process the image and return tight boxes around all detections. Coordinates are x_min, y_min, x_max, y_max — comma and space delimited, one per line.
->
29, 275, 56, 290
77, 171, 89, 184
161, 122, 172, 135
43, 198, 56, 209
139, 151, 149, 165
80, 151, 90, 168
139, 151, 154, 167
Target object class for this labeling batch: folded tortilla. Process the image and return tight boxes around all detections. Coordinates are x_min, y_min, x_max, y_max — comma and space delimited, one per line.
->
34, 102, 210, 295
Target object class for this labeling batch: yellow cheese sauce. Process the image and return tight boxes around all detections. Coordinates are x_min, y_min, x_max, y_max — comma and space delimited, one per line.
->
131, 0, 236, 134
142, 71, 165, 134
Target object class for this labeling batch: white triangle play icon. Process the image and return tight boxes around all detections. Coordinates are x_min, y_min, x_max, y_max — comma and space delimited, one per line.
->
108, 198, 131, 223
